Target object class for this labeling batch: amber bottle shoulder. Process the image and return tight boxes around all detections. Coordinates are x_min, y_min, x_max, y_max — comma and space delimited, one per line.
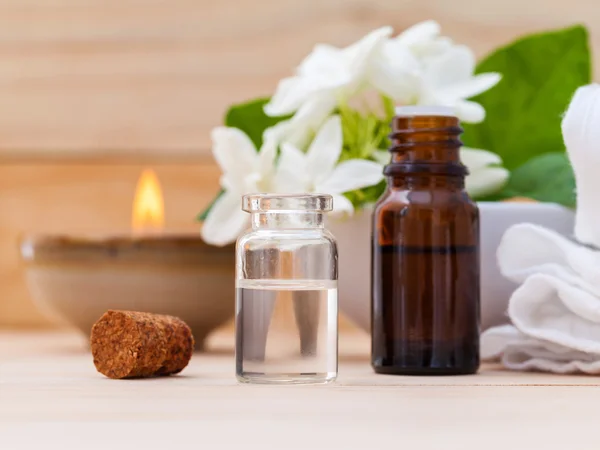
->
375, 186, 478, 212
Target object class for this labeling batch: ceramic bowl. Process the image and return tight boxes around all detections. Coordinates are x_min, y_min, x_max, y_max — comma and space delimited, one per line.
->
328, 201, 575, 332
20, 234, 236, 350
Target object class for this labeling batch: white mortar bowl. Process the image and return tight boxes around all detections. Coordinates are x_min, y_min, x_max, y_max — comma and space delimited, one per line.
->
328, 201, 575, 332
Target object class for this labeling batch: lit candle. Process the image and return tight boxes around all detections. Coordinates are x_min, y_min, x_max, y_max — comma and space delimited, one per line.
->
20, 168, 236, 350
131, 168, 165, 234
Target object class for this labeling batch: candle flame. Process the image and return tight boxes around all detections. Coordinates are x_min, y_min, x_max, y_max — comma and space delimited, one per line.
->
132, 169, 164, 232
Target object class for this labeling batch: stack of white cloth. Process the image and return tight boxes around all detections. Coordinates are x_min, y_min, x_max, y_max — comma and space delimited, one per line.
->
481, 83, 600, 374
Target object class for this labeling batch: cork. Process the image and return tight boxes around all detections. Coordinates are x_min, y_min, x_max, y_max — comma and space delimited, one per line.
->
90, 310, 194, 379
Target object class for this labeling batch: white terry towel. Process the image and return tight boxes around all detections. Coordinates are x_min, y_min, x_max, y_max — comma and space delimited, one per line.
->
481, 223, 600, 374
481, 83, 600, 374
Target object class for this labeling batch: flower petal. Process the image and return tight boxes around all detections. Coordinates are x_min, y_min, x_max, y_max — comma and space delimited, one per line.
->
298, 44, 347, 80
279, 143, 307, 174
369, 40, 421, 101
200, 191, 248, 246
258, 136, 277, 176
316, 159, 384, 194
423, 45, 476, 89
263, 120, 291, 146
274, 172, 306, 193
274, 143, 308, 192
454, 100, 486, 123
294, 93, 337, 122
263, 76, 316, 116
331, 194, 355, 215
416, 36, 454, 59
466, 167, 510, 199
394, 20, 452, 59
277, 142, 308, 178
211, 127, 257, 185
343, 26, 394, 75
439, 73, 501, 101
461, 147, 503, 171
287, 95, 338, 150
264, 94, 336, 151
396, 20, 441, 48
219, 174, 239, 192
306, 115, 343, 183
372, 150, 390, 166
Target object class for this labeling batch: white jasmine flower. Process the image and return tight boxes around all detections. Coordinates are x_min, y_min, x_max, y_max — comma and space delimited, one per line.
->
265, 26, 392, 117
275, 115, 384, 213
369, 22, 500, 122
201, 129, 277, 246
462, 147, 509, 198
263, 27, 393, 148
368, 20, 451, 101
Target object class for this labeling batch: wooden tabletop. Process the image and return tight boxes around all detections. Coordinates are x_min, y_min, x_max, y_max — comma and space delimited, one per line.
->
1, 329, 599, 450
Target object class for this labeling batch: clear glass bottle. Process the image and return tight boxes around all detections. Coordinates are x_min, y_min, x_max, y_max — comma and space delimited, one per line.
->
235, 193, 338, 384
371, 106, 480, 375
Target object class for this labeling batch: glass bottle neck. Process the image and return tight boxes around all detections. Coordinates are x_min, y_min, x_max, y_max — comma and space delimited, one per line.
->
251, 212, 325, 229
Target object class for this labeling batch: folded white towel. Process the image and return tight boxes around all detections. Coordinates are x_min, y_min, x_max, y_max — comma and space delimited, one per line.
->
481, 83, 600, 374
482, 325, 600, 374
481, 223, 600, 373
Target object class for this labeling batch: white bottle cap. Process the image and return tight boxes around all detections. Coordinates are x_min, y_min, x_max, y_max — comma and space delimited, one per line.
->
395, 105, 456, 117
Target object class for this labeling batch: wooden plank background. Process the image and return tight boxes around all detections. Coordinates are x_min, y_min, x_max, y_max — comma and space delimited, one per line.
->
0, 0, 597, 157
0, 0, 599, 327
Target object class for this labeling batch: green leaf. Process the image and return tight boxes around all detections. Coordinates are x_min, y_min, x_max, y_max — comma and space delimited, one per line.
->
224, 97, 289, 149
462, 24, 591, 170
501, 153, 576, 207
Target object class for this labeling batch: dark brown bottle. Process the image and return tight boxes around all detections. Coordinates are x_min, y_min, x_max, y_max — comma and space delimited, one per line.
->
371, 108, 480, 375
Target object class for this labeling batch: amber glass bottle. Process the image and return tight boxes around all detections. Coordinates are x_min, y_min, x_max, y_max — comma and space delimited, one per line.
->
371, 107, 480, 375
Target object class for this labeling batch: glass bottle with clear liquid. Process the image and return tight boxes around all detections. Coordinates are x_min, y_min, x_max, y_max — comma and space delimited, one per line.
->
235, 194, 338, 384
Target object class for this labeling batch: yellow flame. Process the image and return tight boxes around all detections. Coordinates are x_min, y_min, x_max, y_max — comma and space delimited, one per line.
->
132, 169, 164, 232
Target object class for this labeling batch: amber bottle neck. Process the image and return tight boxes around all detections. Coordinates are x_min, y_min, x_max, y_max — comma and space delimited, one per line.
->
384, 115, 468, 178
389, 174, 465, 190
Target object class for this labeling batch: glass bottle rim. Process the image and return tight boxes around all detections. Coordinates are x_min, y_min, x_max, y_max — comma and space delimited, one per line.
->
242, 193, 333, 213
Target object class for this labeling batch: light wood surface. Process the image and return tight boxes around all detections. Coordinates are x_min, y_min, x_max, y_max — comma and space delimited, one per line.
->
1, 330, 599, 449
0, 0, 598, 156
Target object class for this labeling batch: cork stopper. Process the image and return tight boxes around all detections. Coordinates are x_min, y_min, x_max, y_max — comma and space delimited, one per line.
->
90, 310, 194, 379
